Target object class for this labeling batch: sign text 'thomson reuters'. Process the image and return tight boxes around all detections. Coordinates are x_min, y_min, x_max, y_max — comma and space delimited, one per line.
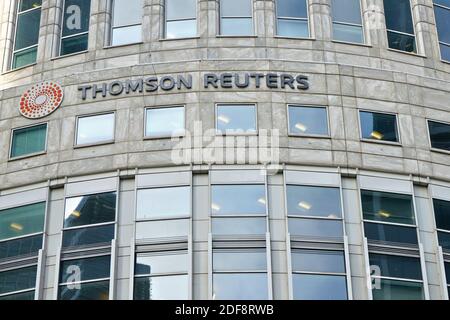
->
78, 73, 310, 100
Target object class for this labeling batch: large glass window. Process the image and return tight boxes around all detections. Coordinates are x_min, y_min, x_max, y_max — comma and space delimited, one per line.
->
165, 0, 197, 39
12, 0, 41, 69
360, 111, 399, 143
136, 186, 190, 220
0, 266, 37, 300
145, 106, 185, 138
276, 0, 309, 38
60, 0, 91, 56
383, 0, 416, 53
10, 123, 47, 159
76, 113, 115, 146
219, 0, 253, 36
111, 0, 142, 46
428, 120, 450, 152
288, 106, 329, 136
331, 0, 364, 43
433, 198, 450, 251
216, 104, 257, 134
434, 0, 450, 62
0, 202, 45, 242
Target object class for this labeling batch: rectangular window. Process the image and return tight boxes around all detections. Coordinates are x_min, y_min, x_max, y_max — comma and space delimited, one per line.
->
433, 198, 450, 250
331, 0, 364, 43
76, 113, 115, 146
145, 106, 185, 138
428, 120, 450, 152
216, 104, 257, 134
383, 0, 416, 53
276, 0, 309, 38
288, 106, 329, 136
111, 0, 143, 46
360, 111, 399, 143
60, 0, 91, 56
165, 0, 197, 39
12, 0, 42, 69
136, 186, 190, 220
0, 266, 37, 300
10, 123, 47, 159
219, 0, 253, 36
134, 250, 188, 300
434, 0, 450, 62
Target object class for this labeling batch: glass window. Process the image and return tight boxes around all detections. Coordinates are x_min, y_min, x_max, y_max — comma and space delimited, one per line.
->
289, 217, 344, 238
433, 0, 450, 62
135, 219, 189, 240
383, 0, 416, 53
145, 107, 185, 138
212, 217, 266, 235
60, 0, 91, 55
220, 0, 253, 36
293, 274, 347, 300
434, 199, 450, 231
438, 231, 450, 251
361, 190, 415, 225
331, 0, 364, 43
58, 280, 109, 300
165, 0, 197, 39
0, 202, 45, 241
111, 0, 142, 46
291, 249, 346, 274
216, 104, 257, 134
369, 253, 422, 280
76, 113, 115, 146
62, 224, 115, 248
12, 0, 41, 69
0, 290, 35, 300
286, 185, 341, 218
288, 106, 329, 136
0, 234, 43, 260
135, 251, 187, 275
364, 221, 418, 245
10, 124, 47, 158
372, 279, 423, 300
360, 111, 399, 143
137, 186, 190, 220
213, 250, 267, 271
211, 185, 266, 215
428, 120, 450, 152
276, 0, 309, 38
0, 266, 37, 296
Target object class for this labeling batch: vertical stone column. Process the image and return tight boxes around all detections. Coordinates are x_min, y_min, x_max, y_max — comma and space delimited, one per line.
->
310, 0, 330, 41
255, 0, 266, 39
265, 0, 275, 39
88, 0, 107, 52
0, 0, 15, 72
363, 0, 386, 50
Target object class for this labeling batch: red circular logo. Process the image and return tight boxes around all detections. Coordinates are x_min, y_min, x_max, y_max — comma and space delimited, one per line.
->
19, 82, 64, 119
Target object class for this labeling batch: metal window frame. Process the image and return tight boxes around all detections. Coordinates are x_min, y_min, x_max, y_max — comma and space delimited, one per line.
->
426, 118, 450, 154
357, 109, 401, 145
110, 0, 143, 46
59, 0, 91, 56
286, 104, 331, 138
383, 0, 417, 53
164, 0, 197, 39
74, 111, 116, 147
143, 105, 186, 139
331, 0, 365, 44
9, 122, 48, 160
274, 0, 310, 38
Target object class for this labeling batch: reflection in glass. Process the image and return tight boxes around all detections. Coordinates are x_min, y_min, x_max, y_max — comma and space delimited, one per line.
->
433, 199, 450, 231
62, 0, 91, 37
0, 290, 35, 300
62, 224, 115, 248
221, 0, 252, 16
0, 234, 43, 260
113, 0, 142, 26
165, 0, 197, 38
137, 186, 190, 219
387, 31, 416, 53
331, 0, 363, 43
76, 113, 115, 145
20, 0, 43, 12
59, 256, 111, 284
12, 47, 37, 69
213, 273, 268, 300
293, 274, 347, 300
438, 231, 450, 251
360, 111, 398, 142
383, 0, 416, 52
0, 202, 45, 241
364, 221, 418, 245
276, 0, 308, 37
216, 105, 257, 133
333, 23, 364, 43
212, 217, 266, 235
288, 106, 328, 136
220, 19, 254, 36
0, 266, 37, 295
112, 25, 142, 46
166, 20, 197, 39
211, 185, 266, 215
361, 190, 414, 225
135, 251, 187, 275
145, 107, 185, 137
286, 185, 341, 218
11, 124, 47, 158
277, 20, 309, 38
291, 249, 346, 273
135, 219, 189, 240
214, 250, 266, 271
428, 121, 450, 151
369, 253, 422, 280
219, 0, 253, 36
60, 33, 89, 56
134, 275, 188, 300
58, 280, 110, 300
289, 218, 343, 238
372, 279, 423, 300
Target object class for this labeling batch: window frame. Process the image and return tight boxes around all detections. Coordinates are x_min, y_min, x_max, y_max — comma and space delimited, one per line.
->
433, 1, 450, 63
9, 122, 48, 161
163, 0, 198, 40
287, 104, 330, 138
427, 119, 450, 154
59, 0, 91, 57
274, 0, 311, 39
358, 109, 401, 146
10, 0, 42, 70
74, 111, 116, 148
215, 103, 258, 136
144, 105, 186, 140
330, 0, 365, 45
109, 0, 143, 47
218, 0, 255, 37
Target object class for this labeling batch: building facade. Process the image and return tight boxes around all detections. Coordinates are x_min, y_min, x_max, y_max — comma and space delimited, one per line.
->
0, 0, 450, 300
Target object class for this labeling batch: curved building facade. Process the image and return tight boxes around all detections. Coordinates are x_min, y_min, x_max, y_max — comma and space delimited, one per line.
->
0, 0, 450, 300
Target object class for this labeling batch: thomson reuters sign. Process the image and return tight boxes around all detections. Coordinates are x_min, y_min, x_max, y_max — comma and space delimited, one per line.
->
19, 82, 64, 119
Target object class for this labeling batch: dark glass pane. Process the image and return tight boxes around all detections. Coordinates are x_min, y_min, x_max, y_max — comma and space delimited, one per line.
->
440, 43, 450, 62
0, 290, 35, 300
11, 124, 47, 158
19, 0, 42, 12
287, 185, 341, 218
438, 231, 450, 251
333, 23, 364, 43
369, 253, 422, 280
62, 224, 114, 248
216, 104, 256, 132
58, 280, 109, 300
360, 111, 398, 142
434, 199, 450, 231
364, 221, 418, 245
59, 256, 111, 284
434, 6, 450, 44
428, 121, 450, 151
372, 279, 423, 300
293, 274, 348, 300
213, 273, 268, 300
288, 106, 329, 136
289, 218, 343, 239
387, 31, 416, 53
444, 262, 450, 285
12, 47, 37, 69
213, 250, 266, 272
0, 266, 37, 295
277, 0, 308, 18
134, 275, 188, 300
0, 234, 43, 260
292, 249, 346, 273
384, 0, 414, 34
14, 9, 40, 50
221, 0, 252, 17
435, 0, 450, 7
0, 202, 45, 241
61, 34, 88, 55
211, 185, 266, 215
361, 190, 415, 225
331, 0, 362, 24
62, 0, 91, 37
64, 192, 116, 228
277, 19, 309, 38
